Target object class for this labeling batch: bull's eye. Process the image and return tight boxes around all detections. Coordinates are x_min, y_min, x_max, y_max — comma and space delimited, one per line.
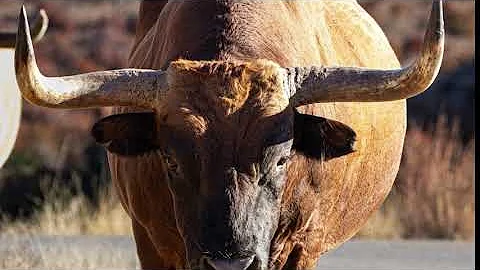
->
164, 154, 180, 175
277, 156, 290, 167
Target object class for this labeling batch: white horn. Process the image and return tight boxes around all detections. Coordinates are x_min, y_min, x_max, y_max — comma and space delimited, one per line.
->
15, 6, 168, 109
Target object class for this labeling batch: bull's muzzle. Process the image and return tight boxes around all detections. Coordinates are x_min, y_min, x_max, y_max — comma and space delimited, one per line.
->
202, 255, 257, 270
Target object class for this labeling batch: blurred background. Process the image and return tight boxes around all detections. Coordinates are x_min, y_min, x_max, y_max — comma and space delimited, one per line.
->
0, 0, 474, 243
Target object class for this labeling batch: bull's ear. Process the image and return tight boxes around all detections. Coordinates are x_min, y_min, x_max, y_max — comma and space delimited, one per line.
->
293, 110, 356, 160
91, 112, 159, 156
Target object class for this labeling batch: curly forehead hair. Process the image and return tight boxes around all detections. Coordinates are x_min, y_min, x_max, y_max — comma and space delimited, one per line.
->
166, 59, 289, 117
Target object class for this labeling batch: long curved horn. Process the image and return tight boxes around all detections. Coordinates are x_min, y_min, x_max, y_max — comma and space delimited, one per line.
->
0, 8, 48, 48
286, 0, 444, 107
15, 5, 167, 109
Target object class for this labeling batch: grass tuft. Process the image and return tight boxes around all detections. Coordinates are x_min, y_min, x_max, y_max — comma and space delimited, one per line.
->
1, 182, 131, 236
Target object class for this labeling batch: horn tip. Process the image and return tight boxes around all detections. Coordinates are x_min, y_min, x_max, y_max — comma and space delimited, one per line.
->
15, 4, 35, 81
20, 5, 28, 22
18, 5, 31, 39
411, 0, 445, 93
430, 0, 445, 40
31, 8, 49, 43
37, 8, 49, 28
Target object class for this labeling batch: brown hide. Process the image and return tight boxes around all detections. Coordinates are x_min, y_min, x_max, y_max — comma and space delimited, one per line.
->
110, 1, 405, 269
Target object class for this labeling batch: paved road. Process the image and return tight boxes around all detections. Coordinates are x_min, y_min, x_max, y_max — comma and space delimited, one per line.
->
0, 236, 474, 269
317, 240, 474, 270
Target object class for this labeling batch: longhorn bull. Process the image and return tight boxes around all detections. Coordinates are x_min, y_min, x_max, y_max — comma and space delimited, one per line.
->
14, 1, 443, 269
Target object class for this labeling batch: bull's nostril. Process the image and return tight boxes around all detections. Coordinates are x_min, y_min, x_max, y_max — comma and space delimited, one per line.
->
204, 255, 256, 270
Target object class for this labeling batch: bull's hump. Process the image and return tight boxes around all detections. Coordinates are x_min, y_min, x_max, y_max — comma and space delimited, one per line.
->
129, 1, 399, 70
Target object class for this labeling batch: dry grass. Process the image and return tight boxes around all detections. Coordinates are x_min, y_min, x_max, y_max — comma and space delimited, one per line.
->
0, 233, 137, 269
0, 184, 134, 268
1, 183, 131, 236
355, 192, 404, 239
358, 119, 474, 240
0, 183, 135, 269
396, 119, 474, 240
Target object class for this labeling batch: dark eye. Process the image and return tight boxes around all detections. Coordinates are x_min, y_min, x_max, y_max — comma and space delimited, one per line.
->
163, 153, 180, 175
277, 156, 290, 167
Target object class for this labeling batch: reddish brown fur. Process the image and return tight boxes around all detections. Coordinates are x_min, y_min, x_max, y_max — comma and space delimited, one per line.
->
110, 1, 407, 269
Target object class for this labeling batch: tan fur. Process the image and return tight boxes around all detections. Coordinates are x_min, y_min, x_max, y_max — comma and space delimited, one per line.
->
110, 1, 407, 269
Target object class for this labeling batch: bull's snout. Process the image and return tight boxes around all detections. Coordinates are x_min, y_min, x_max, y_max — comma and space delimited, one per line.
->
201, 255, 257, 270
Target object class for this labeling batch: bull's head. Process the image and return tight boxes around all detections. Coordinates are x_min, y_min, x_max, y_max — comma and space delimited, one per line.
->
14, 1, 443, 269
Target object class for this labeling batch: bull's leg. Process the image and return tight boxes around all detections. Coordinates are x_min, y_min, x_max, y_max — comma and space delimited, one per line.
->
132, 219, 182, 270
281, 230, 329, 270
273, 215, 326, 270
281, 244, 304, 270
281, 243, 322, 270
271, 236, 318, 269
132, 219, 167, 269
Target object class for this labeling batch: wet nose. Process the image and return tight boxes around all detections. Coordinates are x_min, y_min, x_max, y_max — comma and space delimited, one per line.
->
204, 255, 256, 270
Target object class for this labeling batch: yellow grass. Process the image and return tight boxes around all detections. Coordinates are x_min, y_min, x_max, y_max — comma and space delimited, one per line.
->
0, 184, 134, 268
1, 183, 131, 236
0, 233, 138, 269
358, 119, 474, 240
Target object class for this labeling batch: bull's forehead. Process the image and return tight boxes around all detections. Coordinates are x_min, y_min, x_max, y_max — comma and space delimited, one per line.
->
160, 59, 290, 137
